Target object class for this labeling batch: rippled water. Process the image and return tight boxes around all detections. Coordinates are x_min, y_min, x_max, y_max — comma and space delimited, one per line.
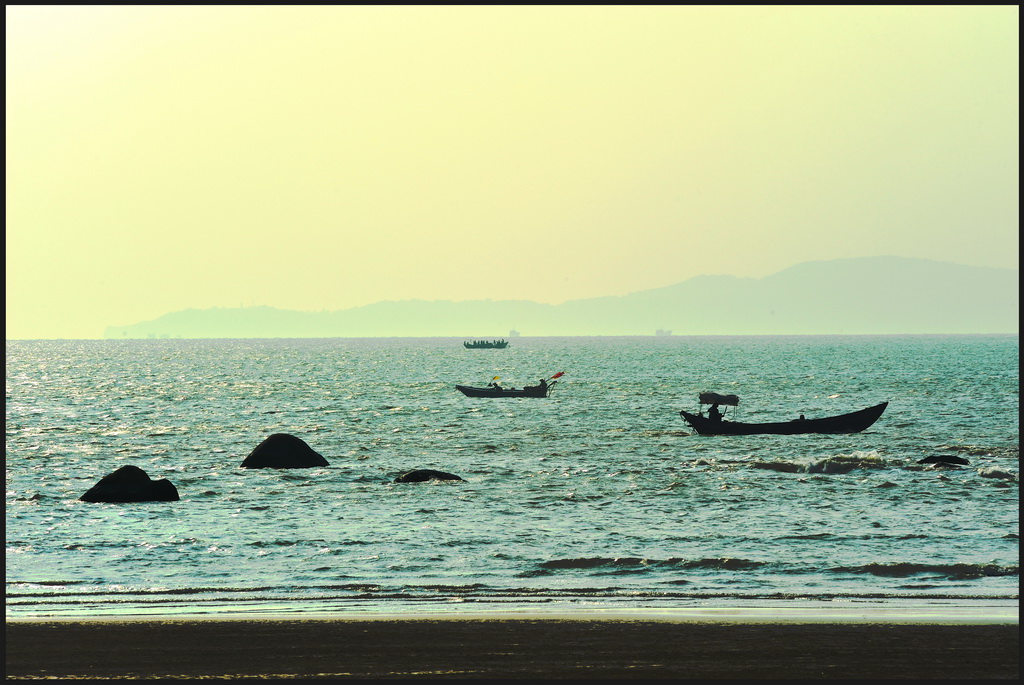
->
5, 335, 1019, 618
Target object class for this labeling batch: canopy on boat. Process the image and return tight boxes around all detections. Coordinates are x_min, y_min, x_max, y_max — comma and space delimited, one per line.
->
699, 392, 740, 406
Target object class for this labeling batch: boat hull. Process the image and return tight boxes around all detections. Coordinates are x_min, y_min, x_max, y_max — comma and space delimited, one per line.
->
456, 384, 550, 398
679, 402, 888, 436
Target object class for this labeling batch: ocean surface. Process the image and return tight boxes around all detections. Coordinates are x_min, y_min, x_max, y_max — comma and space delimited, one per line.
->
5, 335, 1019, 619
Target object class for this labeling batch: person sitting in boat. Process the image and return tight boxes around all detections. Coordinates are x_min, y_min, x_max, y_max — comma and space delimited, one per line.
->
487, 379, 503, 391
707, 403, 722, 422
523, 378, 546, 394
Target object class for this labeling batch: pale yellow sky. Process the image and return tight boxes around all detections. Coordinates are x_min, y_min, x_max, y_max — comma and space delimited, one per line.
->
6, 6, 1019, 339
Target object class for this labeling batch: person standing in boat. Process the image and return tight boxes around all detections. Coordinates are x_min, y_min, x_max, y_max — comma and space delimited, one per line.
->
707, 403, 722, 422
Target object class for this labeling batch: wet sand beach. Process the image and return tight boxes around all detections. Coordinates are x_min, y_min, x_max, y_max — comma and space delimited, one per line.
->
5, 614, 1019, 680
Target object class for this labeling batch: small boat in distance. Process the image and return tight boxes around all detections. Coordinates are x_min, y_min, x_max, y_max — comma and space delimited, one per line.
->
456, 372, 564, 398
679, 394, 888, 435
464, 339, 509, 349
456, 384, 550, 398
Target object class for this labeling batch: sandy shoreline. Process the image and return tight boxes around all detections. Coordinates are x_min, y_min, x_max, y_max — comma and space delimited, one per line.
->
6, 612, 1019, 679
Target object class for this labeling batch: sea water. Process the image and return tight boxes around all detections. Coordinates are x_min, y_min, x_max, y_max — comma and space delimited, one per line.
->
5, 335, 1018, 618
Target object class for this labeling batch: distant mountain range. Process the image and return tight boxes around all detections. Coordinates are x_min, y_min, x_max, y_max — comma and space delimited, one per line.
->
103, 257, 1019, 338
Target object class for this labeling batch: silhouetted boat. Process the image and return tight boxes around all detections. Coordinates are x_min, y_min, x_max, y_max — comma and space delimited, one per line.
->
680, 400, 888, 436
456, 383, 554, 398
456, 372, 564, 398
464, 339, 509, 349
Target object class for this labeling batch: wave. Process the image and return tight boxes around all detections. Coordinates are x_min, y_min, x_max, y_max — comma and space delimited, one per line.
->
977, 467, 1018, 481
532, 558, 1019, 582
828, 562, 1019, 579
7, 584, 1019, 614
750, 451, 891, 474
749, 451, 1022, 477
538, 557, 766, 571
6, 584, 280, 598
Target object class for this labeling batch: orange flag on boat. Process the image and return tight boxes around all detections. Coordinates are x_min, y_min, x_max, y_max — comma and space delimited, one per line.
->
550, 372, 565, 380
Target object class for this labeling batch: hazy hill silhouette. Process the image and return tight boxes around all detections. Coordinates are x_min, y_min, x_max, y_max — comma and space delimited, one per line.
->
103, 257, 1018, 338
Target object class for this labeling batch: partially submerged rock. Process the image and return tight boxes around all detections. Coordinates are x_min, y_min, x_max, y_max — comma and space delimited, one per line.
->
394, 469, 465, 483
918, 455, 970, 466
241, 434, 329, 469
79, 465, 180, 503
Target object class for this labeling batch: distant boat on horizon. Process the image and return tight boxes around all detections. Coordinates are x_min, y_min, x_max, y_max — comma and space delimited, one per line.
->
656, 329, 673, 336
464, 339, 509, 349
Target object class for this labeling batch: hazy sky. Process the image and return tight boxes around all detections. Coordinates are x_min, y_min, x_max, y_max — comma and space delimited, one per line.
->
6, 6, 1019, 339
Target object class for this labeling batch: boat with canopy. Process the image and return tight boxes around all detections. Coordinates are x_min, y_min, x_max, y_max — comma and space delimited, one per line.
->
680, 393, 887, 435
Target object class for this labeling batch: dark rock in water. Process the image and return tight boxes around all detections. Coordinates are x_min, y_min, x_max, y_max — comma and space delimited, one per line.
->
918, 455, 970, 466
241, 433, 329, 469
751, 461, 802, 473
394, 469, 465, 483
79, 465, 180, 503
